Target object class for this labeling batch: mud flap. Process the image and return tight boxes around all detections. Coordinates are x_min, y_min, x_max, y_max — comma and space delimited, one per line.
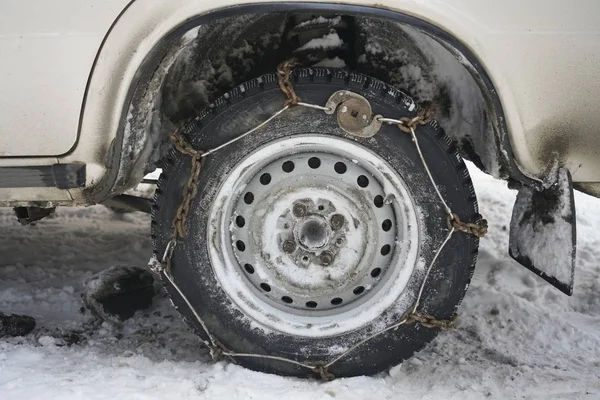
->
509, 168, 576, 295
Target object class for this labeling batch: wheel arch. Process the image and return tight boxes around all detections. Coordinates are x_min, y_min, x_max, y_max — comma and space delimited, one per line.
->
78, 1, 535, 203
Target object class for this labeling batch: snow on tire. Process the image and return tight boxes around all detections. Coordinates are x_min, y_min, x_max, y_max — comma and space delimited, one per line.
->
152, 68, 479, 378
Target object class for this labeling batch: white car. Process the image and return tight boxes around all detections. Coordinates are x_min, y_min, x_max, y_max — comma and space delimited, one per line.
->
1, 0, 598, 378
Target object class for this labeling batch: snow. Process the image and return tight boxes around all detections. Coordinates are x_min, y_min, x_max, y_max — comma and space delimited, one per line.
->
1, 164, 600, 398
182, 26, 200, 42
295, 33, 344, 52
297, 16, 342, 28
313, 57, 346, 68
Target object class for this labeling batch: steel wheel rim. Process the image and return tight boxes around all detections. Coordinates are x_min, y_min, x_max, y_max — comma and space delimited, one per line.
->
207, 135, 421, 337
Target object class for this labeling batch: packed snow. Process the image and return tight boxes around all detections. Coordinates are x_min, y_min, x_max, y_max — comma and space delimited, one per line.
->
1, 165, 599, 399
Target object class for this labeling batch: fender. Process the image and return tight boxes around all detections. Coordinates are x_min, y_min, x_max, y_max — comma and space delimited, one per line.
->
67, 0, 537, 203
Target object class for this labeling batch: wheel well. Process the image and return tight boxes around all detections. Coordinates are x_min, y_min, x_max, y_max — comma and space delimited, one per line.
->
104, 6, 528, 200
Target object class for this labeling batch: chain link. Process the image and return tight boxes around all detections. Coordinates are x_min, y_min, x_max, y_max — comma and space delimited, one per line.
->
405, 312, 457, 329
277, 59, 301, 106
154, 61, 488, 380
169, 129, 205, 239
448, 213, 488, 238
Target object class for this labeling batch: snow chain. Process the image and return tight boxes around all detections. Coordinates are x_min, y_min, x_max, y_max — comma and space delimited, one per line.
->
152, 60, 488, 381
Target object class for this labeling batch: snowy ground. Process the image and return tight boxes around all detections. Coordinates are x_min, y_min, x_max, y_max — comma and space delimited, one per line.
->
1, 165, 599, 399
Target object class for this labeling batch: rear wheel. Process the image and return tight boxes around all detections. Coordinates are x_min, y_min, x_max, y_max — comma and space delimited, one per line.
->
152, 68, 479, 378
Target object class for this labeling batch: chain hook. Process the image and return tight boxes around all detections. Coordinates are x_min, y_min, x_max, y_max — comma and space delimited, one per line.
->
314, 365, 335, 381
161, 239, 177, 265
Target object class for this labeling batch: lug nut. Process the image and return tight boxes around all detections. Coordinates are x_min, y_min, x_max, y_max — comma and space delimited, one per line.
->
283, 240, 296, 254
292, 203, 307, 217
320, 251, 333, 266
330, 214, 345, 230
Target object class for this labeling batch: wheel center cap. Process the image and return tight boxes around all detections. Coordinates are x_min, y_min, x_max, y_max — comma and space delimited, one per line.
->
294, 216, 332, 250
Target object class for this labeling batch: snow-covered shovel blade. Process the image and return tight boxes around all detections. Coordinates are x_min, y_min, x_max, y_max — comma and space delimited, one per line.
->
509, 168, 576, 295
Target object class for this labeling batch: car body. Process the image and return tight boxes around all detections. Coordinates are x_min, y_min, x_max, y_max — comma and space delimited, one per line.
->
1, 0, 599, 207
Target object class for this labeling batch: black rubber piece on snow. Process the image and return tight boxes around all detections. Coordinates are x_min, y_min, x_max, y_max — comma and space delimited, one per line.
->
82, 265, 155, 324
152, 68, 479, 378
0, 312, 36, 338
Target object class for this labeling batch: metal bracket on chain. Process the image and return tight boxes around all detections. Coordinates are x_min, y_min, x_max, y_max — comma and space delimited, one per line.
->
324, 90, 382, 137
157, 59, 488, 380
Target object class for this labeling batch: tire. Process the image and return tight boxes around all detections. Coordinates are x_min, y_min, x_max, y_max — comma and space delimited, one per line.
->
152, 68, 479, 378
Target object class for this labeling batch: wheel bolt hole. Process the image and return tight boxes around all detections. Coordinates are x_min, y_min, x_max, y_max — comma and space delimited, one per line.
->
308, 157, 321, 169
235, 215, 245, 228
260, 283, 271, 292
371, 267, 382, 277
357, 175, 369, 188
306, 301, 318, 308
374, 195, 384, 208
334, 162, 347, 174
282, 161, 295, 173
381, 244, 391, 256
244, 263, 255, 274
331, 298, 343, 305
236, 240, 246, 252
382, 219, 392, 232
260, 173, 271, 185
302, 256, 309, 262
281, 296, 293, 304
244, 192, 254, 204
353, 286, 365, 295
